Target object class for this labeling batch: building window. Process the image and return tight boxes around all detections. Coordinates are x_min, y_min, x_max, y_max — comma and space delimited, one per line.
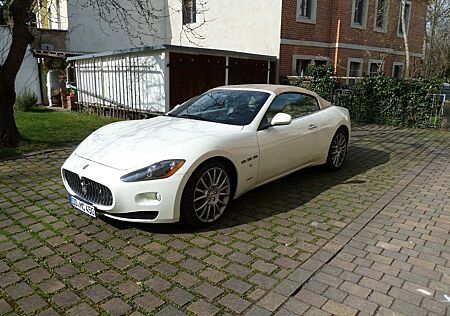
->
392, 62, 404, 78
296, 59, 312, 76
352, 0, 368, 28
368, 60, 383, 76
298, 0, 312, 18
314, 60, 328, 67
374, 0, 388, 32
347, 58, 363, 85
182, 0, 196, 25
397, 1, 411, 36
293, 56, 329, 76
296, 0, 317, 23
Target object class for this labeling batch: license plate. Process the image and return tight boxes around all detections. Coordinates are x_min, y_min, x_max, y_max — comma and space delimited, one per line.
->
70, 195, 96, 218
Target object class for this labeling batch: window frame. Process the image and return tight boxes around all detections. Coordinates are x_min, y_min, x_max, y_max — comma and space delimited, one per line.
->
258, 92, 321, 130
373, 0, 389, 33
295, 59, 313, 77
351, 0, 369, 29
392, 62, 404, 78
182, 0, 197, 25
296, 0, 317, 24
347, 58, 364, 85
397, 0, 412, 37
292, 55, 330, 76
368, 59, 384, 76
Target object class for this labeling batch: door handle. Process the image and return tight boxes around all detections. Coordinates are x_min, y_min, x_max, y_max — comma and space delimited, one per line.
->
308, 124, 317, 130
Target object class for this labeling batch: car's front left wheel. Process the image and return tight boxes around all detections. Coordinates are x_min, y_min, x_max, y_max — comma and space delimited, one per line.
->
181, 161, 232, 228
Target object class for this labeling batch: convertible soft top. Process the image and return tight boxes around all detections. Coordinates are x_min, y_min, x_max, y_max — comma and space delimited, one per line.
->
218, 84, 332, 109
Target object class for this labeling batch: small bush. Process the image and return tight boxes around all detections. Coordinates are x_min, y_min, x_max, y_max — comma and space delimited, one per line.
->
15, 90, 38, 112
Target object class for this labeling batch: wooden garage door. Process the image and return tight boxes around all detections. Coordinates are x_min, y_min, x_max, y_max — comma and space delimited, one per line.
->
228, 58, 269, 85
169, 52, 226, 109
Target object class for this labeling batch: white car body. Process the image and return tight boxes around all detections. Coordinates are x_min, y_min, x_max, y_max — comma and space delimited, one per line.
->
61, 85, 350, 223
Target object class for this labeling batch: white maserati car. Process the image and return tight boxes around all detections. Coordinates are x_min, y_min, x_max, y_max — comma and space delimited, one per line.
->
61, 84, 350, 227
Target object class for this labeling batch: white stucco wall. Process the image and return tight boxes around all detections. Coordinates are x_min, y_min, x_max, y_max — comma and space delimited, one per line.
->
66, 0, 169, 53
75, 51, 166, 113
0, 27, 42, 104
168, 0, 282, 57
65, 1, 281, 57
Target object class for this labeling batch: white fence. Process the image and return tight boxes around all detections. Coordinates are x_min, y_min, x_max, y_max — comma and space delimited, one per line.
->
74, 51, 166, 117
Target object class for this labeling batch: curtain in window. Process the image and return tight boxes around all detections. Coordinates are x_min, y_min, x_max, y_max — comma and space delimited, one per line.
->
375, 0, 386, 28
299, 0, 312, 18
353, 0, 365, 24
183, 0, 196, 24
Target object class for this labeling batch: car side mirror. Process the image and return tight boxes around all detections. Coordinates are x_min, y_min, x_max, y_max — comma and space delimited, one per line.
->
271, 113, 292, 126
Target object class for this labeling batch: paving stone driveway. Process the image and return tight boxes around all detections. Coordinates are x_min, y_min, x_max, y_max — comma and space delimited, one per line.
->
0, 125, 449, 316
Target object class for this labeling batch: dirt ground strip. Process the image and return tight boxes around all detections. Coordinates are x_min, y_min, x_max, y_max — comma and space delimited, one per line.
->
0, 125, 449, 316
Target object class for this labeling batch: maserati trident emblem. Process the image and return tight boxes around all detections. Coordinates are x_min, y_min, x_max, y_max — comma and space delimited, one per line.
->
80, 179, 88, 194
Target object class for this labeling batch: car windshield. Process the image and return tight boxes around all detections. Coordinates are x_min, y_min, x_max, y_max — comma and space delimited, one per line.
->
168, 89, 270, 125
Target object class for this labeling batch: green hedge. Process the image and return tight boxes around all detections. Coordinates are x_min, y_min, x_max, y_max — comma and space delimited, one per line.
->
291, 66, 443, 128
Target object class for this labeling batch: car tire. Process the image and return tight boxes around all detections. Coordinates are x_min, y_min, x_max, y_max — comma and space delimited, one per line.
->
181, 160, 232, 228
326, 128, 348, 170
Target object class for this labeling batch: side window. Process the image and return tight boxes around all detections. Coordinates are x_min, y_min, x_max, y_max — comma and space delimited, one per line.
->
302, 94, 320, 114
260, 93, 320, 128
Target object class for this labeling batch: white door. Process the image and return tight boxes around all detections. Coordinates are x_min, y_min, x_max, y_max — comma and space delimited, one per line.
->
256, 92, 322, 184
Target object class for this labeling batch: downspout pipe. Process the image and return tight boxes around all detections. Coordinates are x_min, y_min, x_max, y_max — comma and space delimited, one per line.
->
37, 58, 45, 105
333, 19, 341, 74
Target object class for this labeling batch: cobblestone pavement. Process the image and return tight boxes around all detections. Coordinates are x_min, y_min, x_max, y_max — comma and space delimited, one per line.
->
0, 125, 449, 316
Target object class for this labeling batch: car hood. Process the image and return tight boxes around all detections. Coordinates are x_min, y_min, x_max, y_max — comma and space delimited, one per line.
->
75, 116, 243, 170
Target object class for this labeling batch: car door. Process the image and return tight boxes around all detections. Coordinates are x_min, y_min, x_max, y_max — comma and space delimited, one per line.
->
305, 106, 336, 163
296, 92, 329, 163
256, 93, 320, 184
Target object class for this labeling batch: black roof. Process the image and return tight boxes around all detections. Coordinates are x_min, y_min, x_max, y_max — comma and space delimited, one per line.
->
67, 44, 277, 61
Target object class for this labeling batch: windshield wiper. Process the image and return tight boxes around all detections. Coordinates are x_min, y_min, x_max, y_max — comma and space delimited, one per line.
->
178, 114, 211, 122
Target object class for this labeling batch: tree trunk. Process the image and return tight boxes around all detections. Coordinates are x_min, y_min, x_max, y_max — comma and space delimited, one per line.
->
426, 5, 438, 76
401, 0, 411, 78
0, 0, 34, 147
0, 82, 20, 147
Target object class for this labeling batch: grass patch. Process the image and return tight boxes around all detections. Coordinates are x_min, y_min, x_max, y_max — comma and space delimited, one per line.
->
0, 107, 121, 160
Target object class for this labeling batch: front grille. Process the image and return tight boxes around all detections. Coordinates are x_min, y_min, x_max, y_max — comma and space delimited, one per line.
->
63, 169, 113, 206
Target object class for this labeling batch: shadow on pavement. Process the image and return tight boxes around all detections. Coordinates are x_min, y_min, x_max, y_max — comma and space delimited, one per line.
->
101, 145, 390, 234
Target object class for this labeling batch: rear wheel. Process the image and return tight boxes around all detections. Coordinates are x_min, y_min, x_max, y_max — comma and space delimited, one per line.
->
326, 129, 348, 170
181, 161, 232, 228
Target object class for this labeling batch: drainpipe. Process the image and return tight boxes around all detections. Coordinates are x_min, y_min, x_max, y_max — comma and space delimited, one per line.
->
37, 58, 45, 105
225, 57, 229, 85
333, 19, 341, 75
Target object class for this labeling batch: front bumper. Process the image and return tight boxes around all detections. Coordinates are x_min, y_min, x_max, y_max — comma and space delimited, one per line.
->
61, 154, 189, 223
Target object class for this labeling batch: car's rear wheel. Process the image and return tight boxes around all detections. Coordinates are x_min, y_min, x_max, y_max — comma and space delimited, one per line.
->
181, 161, 232, 227
326, 129, 348, 170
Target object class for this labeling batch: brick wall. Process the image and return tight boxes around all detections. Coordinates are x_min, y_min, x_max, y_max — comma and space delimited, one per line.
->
280, 0, 426, 77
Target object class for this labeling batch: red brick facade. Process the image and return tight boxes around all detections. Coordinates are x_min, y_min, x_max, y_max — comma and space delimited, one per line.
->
279, 0, 426, 78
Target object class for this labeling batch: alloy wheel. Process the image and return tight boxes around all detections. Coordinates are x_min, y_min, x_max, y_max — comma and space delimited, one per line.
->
193, 167, 231, 223
331, 132, 347, 168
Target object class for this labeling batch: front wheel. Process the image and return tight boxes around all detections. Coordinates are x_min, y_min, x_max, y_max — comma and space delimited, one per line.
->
326, 129, 348, 170
181, 161, 232, 228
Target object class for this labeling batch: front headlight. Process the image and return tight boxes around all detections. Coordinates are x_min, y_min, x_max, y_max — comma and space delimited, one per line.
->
120, 160, 185, 182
